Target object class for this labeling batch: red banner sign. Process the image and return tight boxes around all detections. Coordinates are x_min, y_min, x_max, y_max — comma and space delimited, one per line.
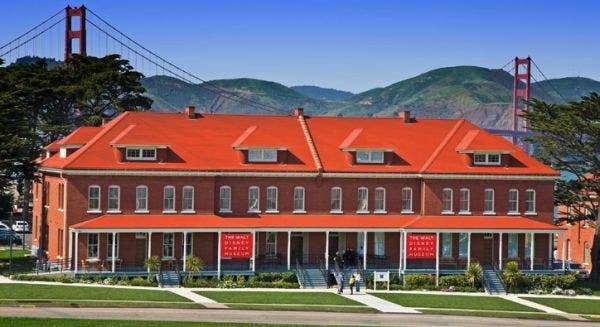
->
220, 233, 253, 259
406, 233, 437, 259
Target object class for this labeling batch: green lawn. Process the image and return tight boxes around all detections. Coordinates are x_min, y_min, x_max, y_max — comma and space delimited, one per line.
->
0, 249, 29, 260
0, 317, 328, 327
523, 297, 600, 315
0, 284, 198, 308
419, 309, 567, 320
197, 291, 372, 313
373, 293, 538, 312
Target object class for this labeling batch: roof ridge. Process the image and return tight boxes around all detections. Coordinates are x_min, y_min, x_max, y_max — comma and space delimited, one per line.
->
339, 128, 363, 149
231, 125, 257, 148
419, 119, 465, 173
62, 112, 131, 168
297, 115, 323, 173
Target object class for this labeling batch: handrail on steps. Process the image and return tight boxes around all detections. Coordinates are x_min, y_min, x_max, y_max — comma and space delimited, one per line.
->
296, 258, 305, 288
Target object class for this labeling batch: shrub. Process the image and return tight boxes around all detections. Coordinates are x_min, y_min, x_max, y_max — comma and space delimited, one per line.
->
465, 263, 483, 287
502, 261, 522, 289
439, 275, 470, 288
404, 274, 435, 289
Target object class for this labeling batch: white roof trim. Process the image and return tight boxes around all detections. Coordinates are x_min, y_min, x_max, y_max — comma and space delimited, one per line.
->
69, 227, 564, 233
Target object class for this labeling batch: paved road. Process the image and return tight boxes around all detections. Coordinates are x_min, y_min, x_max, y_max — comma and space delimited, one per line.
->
0, 307, 592, 326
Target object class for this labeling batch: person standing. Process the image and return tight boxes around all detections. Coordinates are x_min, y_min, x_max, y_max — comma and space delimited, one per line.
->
337, 272, 344, 294
349, 273, 356, 295
355, 272, 361, 292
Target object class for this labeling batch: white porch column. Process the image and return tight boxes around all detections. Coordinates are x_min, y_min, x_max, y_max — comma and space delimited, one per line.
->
111, 232, 117, 273
74, 231, 79, 273
467, 232, 471, 268
68, 231, 73, 270
363, 231, 368, 271
398, 231, 403, 274
561, 233, 566, 270
530, 232, 535, 271
251, 231, 256, 272
217, 231, 222, 279
147, 232, 152, 273
498, 232, 503, 270
287, 231, 291, 271
325, 231, 329, 270
182, 232, 188, 272
402, 231, 407, 272
435, 231, 440, 286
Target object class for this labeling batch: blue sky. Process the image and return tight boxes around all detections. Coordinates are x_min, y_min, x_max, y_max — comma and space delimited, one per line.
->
2, 0, 598, 92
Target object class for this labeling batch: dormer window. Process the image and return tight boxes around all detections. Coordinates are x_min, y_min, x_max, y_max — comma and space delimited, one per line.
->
473, 153, 501, 166
126, 147, 156, 160
248, 148, 277, 163
356, 150, 384, 164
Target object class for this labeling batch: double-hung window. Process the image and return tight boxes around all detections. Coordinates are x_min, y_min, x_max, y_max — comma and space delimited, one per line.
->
459, 188, 470, 214
219, 186, 232, 213
293, 187, 305, 213
107, 185, 120, 212
442, 233, 452, 257
265, 232, 277, 257
248, 186, 260, 213
525, 189, 536, 214
357, 187, 369, 213
163, 233, 174, 258
107, 233, 119, 259
330, 187, 342, 213
508, 189, 519, 214
374, 232, 385, 256
163, 186, 175, 212
182, 186, 194, 212
484, 189, 495, 214
442, 188, 453, 213
374, 187, 386, 213
524, 233, 532, 258
88, 185, 100, 212
401, 187, 413, 213
87, 233, 99, 258
135, 185, 148, 212
458, 233, 468, 257
508, 234, 518, 258
266, 186, 278, 213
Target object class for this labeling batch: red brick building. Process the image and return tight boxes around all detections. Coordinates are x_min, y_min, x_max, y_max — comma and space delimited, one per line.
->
32, 107, 565, 278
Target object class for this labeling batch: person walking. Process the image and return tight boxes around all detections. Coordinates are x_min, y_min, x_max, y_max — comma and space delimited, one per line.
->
355, 272, 361, 292
337, 272, 344, 294
349, 273, 356, 295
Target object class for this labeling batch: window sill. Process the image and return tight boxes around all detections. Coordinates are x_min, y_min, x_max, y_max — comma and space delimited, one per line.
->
507, 212, 520, 216
58, 208, 64, 212
293, 210, 306, 214
162, 210, 177, 214
374, 210, 387, 214
401, 210, 414, 214
458, 211, 472, 215
265, 210, 280, 214
181, 210, 196, 214
86, 210, 102, 214
524, 212, 537, 216
135, 210, 150, 214
483, 211, 496, 215
441, 211, 455, 215
247, 210, 261, 214
356, 210, 370, 214
330, 210, 344, 214
161, 257, 175, 261
85, 258, 100, 263
219, 209, 232, 214
107, 210, 122, 214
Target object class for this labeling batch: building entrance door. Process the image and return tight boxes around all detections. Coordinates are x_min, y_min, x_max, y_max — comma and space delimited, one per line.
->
329, 232, 340, 260
290, 234, 304, 264
135, 234, 148, 268
480, 233, 494, 265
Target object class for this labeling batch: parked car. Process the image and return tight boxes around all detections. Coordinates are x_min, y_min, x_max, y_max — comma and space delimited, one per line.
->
11, 221, 29, 233
0, 222, 10, 231
0, 230, 22, 245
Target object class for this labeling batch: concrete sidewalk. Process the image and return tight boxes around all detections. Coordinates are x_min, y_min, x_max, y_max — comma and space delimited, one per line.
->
169, 288, 228, 309
340, 293, 419, 313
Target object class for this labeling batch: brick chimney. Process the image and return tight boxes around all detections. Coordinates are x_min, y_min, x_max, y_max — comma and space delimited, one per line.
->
398, 110, 412, 123
293, 107, 304, 117
185, 105, 196, 119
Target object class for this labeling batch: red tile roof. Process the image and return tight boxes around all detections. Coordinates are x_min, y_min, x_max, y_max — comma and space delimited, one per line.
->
58, 126, 102, 146
70, 214, 563, 231
41, 111, 558, 176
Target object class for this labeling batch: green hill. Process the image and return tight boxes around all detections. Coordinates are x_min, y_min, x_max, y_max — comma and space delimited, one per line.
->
532, 77, 600, 103
291, 85, 354, 101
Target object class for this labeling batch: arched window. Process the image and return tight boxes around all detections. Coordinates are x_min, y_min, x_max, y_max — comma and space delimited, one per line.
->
248, 186, 260, 213
293, 187, 305, 213
374, 187, 386, 213
330, 187, 342, 213
459, 188, 470, 214
266, 186, 278, 212
163, 186, 176, 212
442, 188, 453, 213
219, 186, 231, 213
87, 185, 101, 212
135, 185, 148, 212
357, 187, 369, 213
401, 187, 413, 213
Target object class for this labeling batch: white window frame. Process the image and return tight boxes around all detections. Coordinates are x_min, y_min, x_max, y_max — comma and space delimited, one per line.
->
163, 186, 176, 213
248, 186, 260, 213
458, 233, 468, 257
357, 187, 369, 213
524, 233, 532, 258
293, 186, 306, 213
483, 188, 495, 215
135, 185, 149, 213
107, 185, 121, 213
356, 150, 384, 164
442, 188, 453, 214
87, 185, 101, 213
442, 233, 452, 257
374, 232, 385, 256
184, 233, 193, 256
126, 147, 157, 161
182, 186, 195, 213
459, 188, 471, 214
401, 187, 413, 213
525, 189, 536, 215
248, 148, 277, 163
107, 233, 119, 260
265, 232, 277, 257
473, 152, 501, 166
330, 187, 342, 213
374, 187, 386, 214
266, 186, 279, 213
219, 186, 232, 213
508, 233, 518, 258
87, 233, 99, 259
508, 189, 519, 215
162, 233, 174, 259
